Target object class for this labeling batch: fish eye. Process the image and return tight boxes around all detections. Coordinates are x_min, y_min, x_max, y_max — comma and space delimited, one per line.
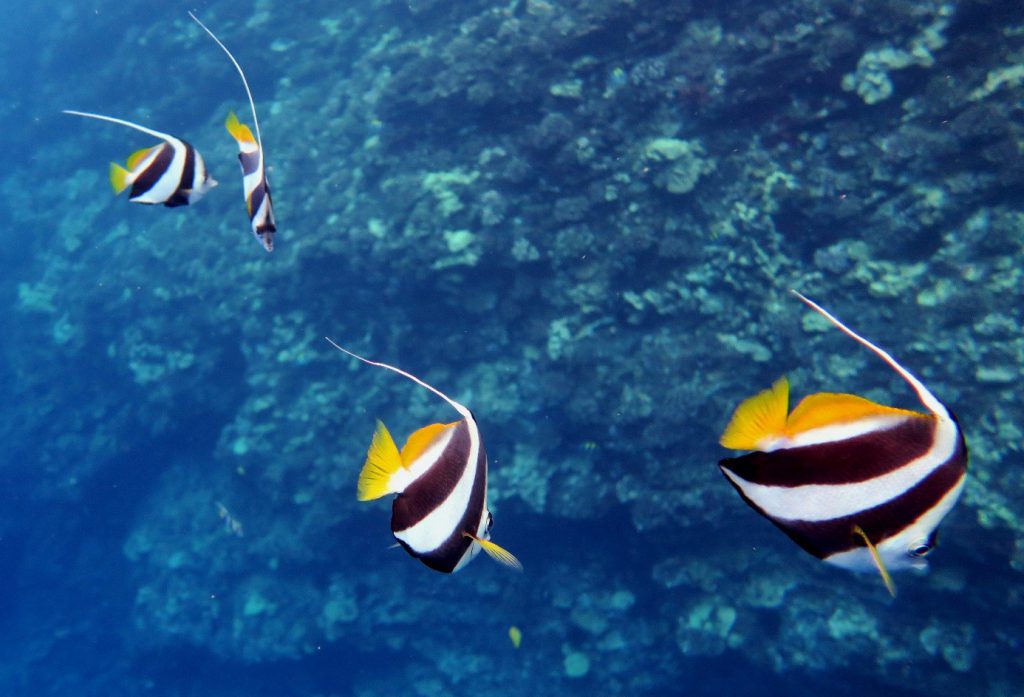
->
909, 541, 933, 557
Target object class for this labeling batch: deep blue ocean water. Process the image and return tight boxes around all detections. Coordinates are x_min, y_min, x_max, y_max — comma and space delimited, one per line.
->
2, 1, 1022, 695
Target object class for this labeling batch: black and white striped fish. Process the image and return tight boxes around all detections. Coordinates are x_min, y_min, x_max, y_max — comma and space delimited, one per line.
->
190, 12, 276, 252
326, 338, 521, 575
718, 291, 968, 596
63, 110, 217, 207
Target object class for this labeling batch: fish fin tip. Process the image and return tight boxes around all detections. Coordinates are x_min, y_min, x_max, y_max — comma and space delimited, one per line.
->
108, 162, 130, 194
466, 533, 523, 572
356, 420, 403, 501
719, 376, 790, 450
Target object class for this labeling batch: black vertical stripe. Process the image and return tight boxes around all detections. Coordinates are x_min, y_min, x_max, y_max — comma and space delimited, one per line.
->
129, 143, 174, 200
401, 440, 488, 573
163, 143, 196, 208
392, 421, 471, 531
720, 417, 937, 487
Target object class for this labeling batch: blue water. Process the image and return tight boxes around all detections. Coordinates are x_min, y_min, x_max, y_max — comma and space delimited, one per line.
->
2, 1, 1022, 695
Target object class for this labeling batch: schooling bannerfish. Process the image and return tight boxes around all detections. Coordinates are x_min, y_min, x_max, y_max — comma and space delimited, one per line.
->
190, 12, 277, 252
326, 338, 521, 575
63, 110, 217, 207
718, 291, 967, 597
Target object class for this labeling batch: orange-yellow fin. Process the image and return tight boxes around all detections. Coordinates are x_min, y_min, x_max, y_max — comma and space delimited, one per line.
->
225, 110, 256, 145
720, 376, 789, 450
787, 392, 927, 436
125, 146, 156, 171
853, 525, 897, 598
465, 533, 523, 572
357, 420, 403, 501
400, 422, 457, 466
109, 162, 131, 194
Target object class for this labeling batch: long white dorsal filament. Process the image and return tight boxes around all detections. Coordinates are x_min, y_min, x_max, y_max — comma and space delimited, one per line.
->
325, 337, 472, 422
790, 290, 946, 418
188, 12, 265, 152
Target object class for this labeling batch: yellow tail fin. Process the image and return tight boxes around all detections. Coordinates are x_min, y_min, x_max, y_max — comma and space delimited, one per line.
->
466, 533, 523, 571
720, 376, 790, 450
225, 110, 256, 144
357, 421, 403, 501
853, 525, 897, 598
109, 162, 131, 194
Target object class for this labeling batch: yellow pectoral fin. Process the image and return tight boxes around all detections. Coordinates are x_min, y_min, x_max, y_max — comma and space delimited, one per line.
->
853, 525, 897, 599
225, 110, 256, 145
357, 420, 403, 501
400, 421, 457, 466
786, 392, 927, 436
465, 533, 523, 572
720, 376, 790, 450
109, 162, 131, 194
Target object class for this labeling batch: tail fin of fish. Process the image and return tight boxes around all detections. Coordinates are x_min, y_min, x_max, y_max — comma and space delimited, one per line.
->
853, 525, 897, 598
465, 533, 523, 572
225, 110, 256, 145
189, 12, 264, 151
791, 290, 947, 419
325, 338, 474, 423
357, 420, 403, 501
720, 376, 789, 450
63, 109, 176, 144
109, 162, 131, 194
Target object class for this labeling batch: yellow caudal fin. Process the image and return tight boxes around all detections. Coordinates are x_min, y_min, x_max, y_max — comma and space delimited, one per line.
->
399, 422, 457, 466
720, 376, 790, 450
109, 162, 131, 194
466, 533, 523, 572
786, 392, 926, 436
853, 525, 897, 598
357, 420, 403, 501
225, 110, 256, 144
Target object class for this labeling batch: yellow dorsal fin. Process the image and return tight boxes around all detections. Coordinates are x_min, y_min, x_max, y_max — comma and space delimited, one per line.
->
465, 533, 523, 571
125, 145, 156, 171
786, 392, 927, 436
357, 420, 403, 501
225, 110, 256, 144
720, 376, 789, 450
399, 422, 457, 466
109, 162, 131, 194
853, 525, 897, 598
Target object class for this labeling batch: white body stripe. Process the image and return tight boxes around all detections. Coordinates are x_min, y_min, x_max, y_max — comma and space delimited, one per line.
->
393, 425, 481, 553
131, 141, 188, 204
722, 414, 958, 522
825, 473, 966, 572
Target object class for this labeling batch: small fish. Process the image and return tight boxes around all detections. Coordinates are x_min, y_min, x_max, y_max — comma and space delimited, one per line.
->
326, 338, 522, 575
718, 291, 968, 596
508, 625, 523, 649
190, 12, 277, 252
216, 501, 244, 537
63, 110, 217, 207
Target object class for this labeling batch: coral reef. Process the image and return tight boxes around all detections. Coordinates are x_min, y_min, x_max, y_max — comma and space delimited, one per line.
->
2, 0, 1023, 695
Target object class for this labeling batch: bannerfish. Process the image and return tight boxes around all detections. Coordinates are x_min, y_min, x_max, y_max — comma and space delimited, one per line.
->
718, 291, 967, 597
325, 338, 522, 575
189, 12, 276, 252
63, 110, 217, 207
